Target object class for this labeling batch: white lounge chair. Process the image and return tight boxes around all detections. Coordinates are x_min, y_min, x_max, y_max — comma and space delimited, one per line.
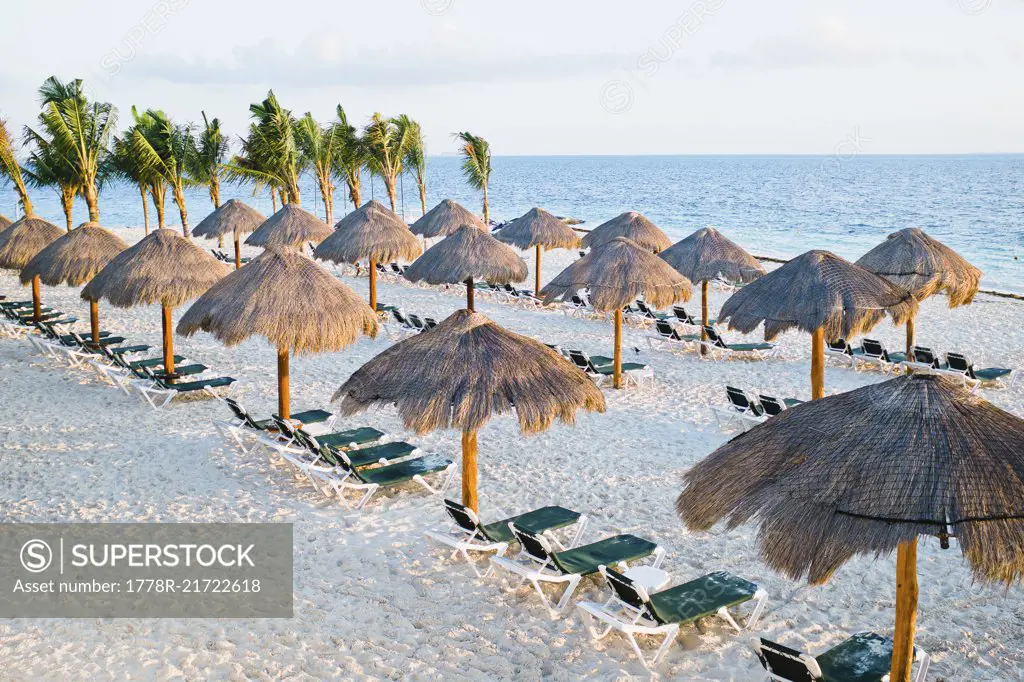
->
577, 567, 767, 670
753, 632, 929, 682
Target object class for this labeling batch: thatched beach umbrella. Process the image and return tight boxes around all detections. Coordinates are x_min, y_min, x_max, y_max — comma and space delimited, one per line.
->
581, 211, 672, 253
660, 227, 766, 355
82, 229, 228, 376
245, 204, 333, 250
677, 374, 1024, 682
856, 228, 981, 356
718, 250, 917, 400
19, 222, 127, 343
496, 207, 582, 294
409, 199, 487, 239
313, 200, 422, 312
192, 199, 266, 269
541, 237, 692, 388
178, 247, 377, 420
334, 308, 605, 512
404, 224, 527, 311
0, 215, 63, 322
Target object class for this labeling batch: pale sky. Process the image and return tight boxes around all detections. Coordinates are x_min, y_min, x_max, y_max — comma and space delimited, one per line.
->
2, 0, 1022, 155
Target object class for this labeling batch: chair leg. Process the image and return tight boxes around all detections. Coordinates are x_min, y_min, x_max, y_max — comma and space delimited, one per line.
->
746, 589, 769, 629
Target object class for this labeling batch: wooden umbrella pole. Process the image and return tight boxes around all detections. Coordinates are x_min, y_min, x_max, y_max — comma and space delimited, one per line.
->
234, 232, 242, 269
700, 280, 710, 357
613, 308, 623, 389
466, 276, 475, 312
89, 299, 100, 344
368, 258, 377, 312
461, 429, 478, 513
905, 314, 915, 359
535, 244, 542, 295
161, 305, 176, 377
31, 275, 41, 323
811, 327, 825, 400
891, 539, 919, 682
277, 346, 290, 421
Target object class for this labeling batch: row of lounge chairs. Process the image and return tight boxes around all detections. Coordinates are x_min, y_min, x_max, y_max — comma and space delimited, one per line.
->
648, 319, 778, 360
5, 302, 235, 409
827, 339, 1015, 389
546, 344, 654, 388
215, 398, 455, 509
426, 498, 767, 669
467, 282, 543, 308
380, 307, 438, 338
713, 386, 804, 432
427, 498, 929, 677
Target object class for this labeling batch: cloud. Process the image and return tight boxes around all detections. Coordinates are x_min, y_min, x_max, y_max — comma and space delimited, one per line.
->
709, 17, 888, 70
120, 38, 629, 88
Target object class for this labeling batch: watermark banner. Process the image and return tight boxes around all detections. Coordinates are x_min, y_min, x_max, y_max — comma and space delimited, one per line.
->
0, 523, 292, 618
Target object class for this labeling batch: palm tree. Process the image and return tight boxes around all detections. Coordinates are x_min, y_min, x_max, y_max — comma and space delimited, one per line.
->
22, 135, 81, 231
225, 91, 303, 205
107, 130, 154, 234
334, 105, 365, 210
190, 111, 229, 243
131, 107, 197, 237
0, 117, 34, 215
296, 113, 342, 224
363, 113, 411, 212
396, 115, 426, 216
453, 132, 492, 224
31, 77, 116, 222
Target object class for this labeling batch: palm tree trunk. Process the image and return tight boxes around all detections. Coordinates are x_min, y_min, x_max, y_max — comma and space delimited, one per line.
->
482, 184, 489, 224
152, 189, 166, 230
61, 190, 74, 232
417, 174, 427, 216
271, 188, 278, 212
385, 176, 398, 212
84, 181, 100, 222
211, 179, 223, 247
319, 174, 333, 224
349, 179, 361, 209
139, 184, 150, 235
172, 183, 189, 238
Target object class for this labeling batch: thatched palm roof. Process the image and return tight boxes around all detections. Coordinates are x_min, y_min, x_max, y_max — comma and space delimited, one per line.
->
0, 214, 64, 270
334, 309, 605, 434
178, 247, 377, 354
245, 204, 333, 248
313, 200, 422, 265
19, 223, 127, 287
0, 214, 12, 232
540, 237, 692, 311
404, 224, 527, 286
677, 374, 1024, 586
659, 227, 765, 284
495, 207, 581, 251
855, 228, 981, 307
192, 199, 266, 239
718, 250, 917, 341
81, 229, 228, 308
581, 211, 672, 253
409, 199, 487, 238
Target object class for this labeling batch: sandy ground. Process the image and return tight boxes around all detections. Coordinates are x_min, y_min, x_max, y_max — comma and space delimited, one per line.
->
0, 227, 1022, 681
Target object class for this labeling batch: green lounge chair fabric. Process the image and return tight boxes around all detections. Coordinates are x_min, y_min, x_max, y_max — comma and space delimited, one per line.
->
591, 362, 648, 375
355, 453, 453, 486
285, 409, 334, 425
315, 426, 385, 449
154, 364, 208, 379
129, 355, 184, 370
110, 344, 151, 355
783, 398, 804, 408
815, 632, 895, 682
590, 355, 613, 366
722, 342, 775, 352
647, 571, 759, 626
551, 534, 658, 576
482, 506, 582, 544
974, 367, 1012, 381
346, 441, 417, 467
164, 376, 235, 392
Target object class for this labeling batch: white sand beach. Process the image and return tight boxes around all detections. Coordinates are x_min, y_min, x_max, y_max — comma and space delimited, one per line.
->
1, 227, 1022, 681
